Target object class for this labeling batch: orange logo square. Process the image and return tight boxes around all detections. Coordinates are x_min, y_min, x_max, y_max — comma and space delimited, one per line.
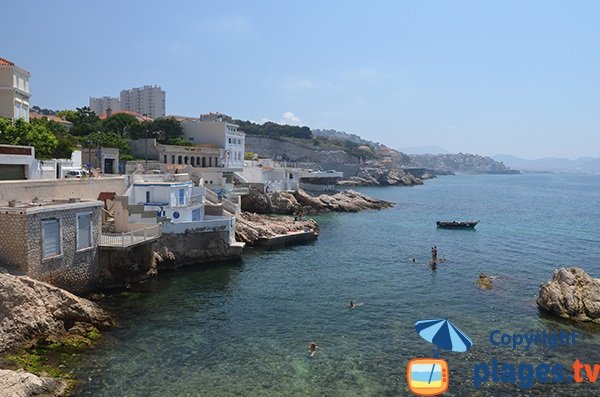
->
407, 358, 449, 396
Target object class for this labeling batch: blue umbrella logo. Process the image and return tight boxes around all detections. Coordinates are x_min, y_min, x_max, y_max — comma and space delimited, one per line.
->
415, 319, 473, 354
414, 319, 473, 387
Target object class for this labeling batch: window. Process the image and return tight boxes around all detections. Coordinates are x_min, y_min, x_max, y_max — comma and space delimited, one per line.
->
228, 138, 232, 144
77, 212, 92, 250
146, 191, 151, 203
192, 208, 201, 221
179, 189, 185, 205
42, 219, 61, 258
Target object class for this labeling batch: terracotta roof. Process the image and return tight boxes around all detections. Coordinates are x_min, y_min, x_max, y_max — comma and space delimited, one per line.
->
98, 110, 152, 122
0, 57, 15, 66
29, 111, 73, 126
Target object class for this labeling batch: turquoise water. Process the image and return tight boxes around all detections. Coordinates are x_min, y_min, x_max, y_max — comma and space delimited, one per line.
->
73, 174, 600, 396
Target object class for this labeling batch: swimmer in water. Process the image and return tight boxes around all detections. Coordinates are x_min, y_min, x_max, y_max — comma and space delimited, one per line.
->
308, 342, 320, 357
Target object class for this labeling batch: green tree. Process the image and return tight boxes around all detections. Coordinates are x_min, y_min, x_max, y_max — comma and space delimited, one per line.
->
26, 123, 59, 159
30, 118, 76, 159
82, 131, 130, 154
101, 113, 140, 137
63, 107, 101, 136
0, 117, 58, 159
152, 117, 183, 142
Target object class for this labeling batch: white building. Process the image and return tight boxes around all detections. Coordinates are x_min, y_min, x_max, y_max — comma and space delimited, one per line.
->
181, 119, 245, 169
125, 173, 238, 241
128, 179, 205, 226
120, 85, 165, 118
240, 159, 301, 192
89, 96, 121, 116
0, 57, 30, 122
0, 144, 86, 180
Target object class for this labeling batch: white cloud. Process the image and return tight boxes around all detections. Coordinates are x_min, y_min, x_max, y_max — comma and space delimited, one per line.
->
281, 111, 301, 126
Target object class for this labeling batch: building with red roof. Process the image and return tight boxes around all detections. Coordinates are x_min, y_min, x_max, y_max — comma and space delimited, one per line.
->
0, 57, 31, 121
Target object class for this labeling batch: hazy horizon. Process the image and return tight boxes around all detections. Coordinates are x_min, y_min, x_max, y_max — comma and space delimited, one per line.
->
2, 1, 599, 159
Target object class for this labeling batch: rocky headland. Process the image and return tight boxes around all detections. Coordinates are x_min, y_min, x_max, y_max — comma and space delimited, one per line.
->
337, 167, 425, 186
537, 267, 600, 323
241, 188, 394, 215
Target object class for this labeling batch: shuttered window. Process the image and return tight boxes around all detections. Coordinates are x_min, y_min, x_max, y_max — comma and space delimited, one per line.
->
42, 219, 61, 258
77, 212, 92, 250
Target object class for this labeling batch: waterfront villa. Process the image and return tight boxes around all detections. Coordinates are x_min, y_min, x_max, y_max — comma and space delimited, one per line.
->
122, 172, 244, 263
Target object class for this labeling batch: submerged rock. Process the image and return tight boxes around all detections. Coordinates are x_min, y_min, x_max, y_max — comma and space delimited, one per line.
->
0, 369, 67, 397
537, 267, 600, 323
476, 273, 493, 290
0, 273, 114, 355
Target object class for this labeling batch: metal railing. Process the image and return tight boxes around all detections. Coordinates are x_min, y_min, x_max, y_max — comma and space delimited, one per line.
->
99, 224, 161, 248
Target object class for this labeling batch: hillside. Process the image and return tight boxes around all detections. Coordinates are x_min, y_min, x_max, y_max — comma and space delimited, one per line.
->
223, 116, 513, 175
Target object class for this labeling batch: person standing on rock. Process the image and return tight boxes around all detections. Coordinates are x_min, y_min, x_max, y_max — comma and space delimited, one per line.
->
431, 246, 438, 263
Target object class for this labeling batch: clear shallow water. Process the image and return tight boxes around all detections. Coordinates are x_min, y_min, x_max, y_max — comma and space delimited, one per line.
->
73, 174, 600, 396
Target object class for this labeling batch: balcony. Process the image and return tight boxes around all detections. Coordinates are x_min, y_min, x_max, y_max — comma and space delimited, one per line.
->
99, 224, 161, 249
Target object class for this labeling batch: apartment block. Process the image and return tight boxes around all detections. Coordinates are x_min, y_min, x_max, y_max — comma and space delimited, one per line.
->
89, 96, 121, 116
120, 85, 165, 118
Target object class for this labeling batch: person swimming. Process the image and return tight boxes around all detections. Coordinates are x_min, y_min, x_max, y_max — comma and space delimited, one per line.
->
308, 342, 320, 357
348, 301, 363, 309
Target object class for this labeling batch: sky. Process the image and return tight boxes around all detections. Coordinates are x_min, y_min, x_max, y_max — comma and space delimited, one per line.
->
2, 0, 599, 159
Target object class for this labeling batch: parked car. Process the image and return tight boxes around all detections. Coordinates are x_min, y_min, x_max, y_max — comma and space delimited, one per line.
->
65, 170, 89, 179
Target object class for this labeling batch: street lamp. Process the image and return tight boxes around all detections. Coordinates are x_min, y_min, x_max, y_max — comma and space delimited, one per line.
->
143, 113, 148, 171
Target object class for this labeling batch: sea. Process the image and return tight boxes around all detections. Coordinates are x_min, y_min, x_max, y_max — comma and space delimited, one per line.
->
71, 173, 600, 396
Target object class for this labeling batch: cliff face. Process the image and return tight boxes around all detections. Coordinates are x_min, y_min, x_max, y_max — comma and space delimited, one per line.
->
0, 273, 114, 355
407, 153, 511, 173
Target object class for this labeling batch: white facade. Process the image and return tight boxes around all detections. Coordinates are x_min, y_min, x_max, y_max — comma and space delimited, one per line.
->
128, 180, 205, 224
181, 120, 245, 169
120, 85, 165, 118
241, 160, 301, 192
0, 58, 31, 122
89, 96, 121, 116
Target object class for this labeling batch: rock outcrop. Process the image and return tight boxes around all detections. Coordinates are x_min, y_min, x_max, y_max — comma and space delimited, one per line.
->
476, 273, 494, 290
235, 212, 318, 245
337, 167, 423, 186
241, 188, 394, 215
537, 267, 600, 322
0, 369, 68, 397
0, 273, 114, 355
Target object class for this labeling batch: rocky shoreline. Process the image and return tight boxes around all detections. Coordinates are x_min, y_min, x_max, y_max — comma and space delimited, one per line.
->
0, 273, 114, 396
337, 167, 427, 186
241, 188, 394, 215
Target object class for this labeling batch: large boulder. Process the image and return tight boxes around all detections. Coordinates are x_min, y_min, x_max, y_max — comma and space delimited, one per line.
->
235, 212, 319, 245
0, 273, 114, 355
537, 267, 600, 322
240, 188, 273, 213
0, 369, 67, 397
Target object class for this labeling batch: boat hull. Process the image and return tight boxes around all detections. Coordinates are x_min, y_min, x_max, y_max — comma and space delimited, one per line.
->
436, 221, 479, 229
